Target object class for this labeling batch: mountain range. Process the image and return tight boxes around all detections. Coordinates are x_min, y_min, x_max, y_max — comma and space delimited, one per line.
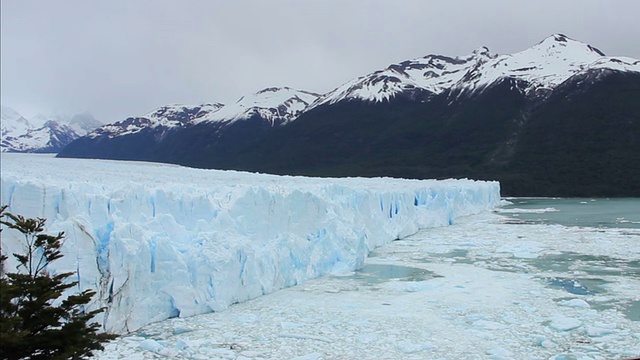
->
1, 106, 102, 153
56, 34, 640, 196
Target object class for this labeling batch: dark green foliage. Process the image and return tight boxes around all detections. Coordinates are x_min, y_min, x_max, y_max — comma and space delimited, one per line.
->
505, 71, 640, 196
0, 205, 116, 360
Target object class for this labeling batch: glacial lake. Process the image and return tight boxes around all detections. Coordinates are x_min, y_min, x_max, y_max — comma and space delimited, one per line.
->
498, 197, 640, 229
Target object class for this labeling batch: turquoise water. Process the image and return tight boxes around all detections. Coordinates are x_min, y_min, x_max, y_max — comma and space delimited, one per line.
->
500, 198, 640, 229
338, 264, 440, 285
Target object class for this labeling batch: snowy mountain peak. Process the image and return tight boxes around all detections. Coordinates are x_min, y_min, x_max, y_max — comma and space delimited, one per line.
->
89, 103, 224, 139
1, 105, 32, 137
524, 33, 606, 60
144, 103, 224, 124
29, 114, 54, 128
200, 87, 320, 125
1, 105, 26, 123
1, 106, 101, 152
534, 33, 605, 56
471, 46, 492, 57
67, 112, 103, 135
86, 87, 320, 140
309, 51, 486, 109
310, 34, 639, 108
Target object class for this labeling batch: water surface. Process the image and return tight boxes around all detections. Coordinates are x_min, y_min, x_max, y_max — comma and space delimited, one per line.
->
499, 198, 640, 229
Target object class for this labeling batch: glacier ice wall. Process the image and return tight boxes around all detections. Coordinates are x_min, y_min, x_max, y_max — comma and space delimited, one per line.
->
0, 154, 500, 334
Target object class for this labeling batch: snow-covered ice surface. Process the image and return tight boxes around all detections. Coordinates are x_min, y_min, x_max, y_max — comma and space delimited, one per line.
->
0, 153, 498, 335
91, 208, 640, 360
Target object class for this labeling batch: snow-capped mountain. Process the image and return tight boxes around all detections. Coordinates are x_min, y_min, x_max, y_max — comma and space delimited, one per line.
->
1, 105, 33, 137
85, 87, 319, 139
89, 103, 224, 139
67, 112, 104, 135
1, 106, 103, 153
2, 121, 79, 153
58, 34, 640, 196
201, 87, 320, 125
309, 34, 640, 109
58, 87, 320, 163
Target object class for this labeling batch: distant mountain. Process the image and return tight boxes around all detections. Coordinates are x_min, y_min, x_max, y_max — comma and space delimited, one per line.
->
1, 106, 103, 153
1, 105, 32, 139
57, 87, 320, 162
308, 34, 637, 108
68, 112, 104, 135
57, 34, 640, 196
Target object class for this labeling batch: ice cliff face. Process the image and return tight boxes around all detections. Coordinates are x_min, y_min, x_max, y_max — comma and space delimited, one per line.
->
0, 154, 500, 334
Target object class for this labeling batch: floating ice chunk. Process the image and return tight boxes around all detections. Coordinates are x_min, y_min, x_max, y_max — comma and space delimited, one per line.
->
280, 321, 302, 330
586, 322, 617, 337
497, 241, 545, 258
541, 340, 555, 348
172, 328, 191, 335
290, 352, 322, 360
473, 320, 507, 330
548, 316, 582, 331
557, 299, 590, 308
387, 280, 437, 292
280, 333, 333, 343
356, 333, 378, 344
533, 335, 556, 348
240, 350, 264, 357
486, 347, 513, 359
396, 340, 436, 353
174, 340, 188, 350
593, 321, 617, 329
138, 339, 163, 352
586, 325, 615, 337
138, 339, 177, 356
496, 207, 559, 214
203, 348, 236, 359
552, 355, 572, 360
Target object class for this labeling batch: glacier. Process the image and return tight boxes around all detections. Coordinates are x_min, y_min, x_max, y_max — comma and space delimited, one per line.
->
0, 153, 500, 334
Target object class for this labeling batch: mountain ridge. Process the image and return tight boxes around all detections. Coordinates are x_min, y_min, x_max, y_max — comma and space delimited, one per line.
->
53, 34, 640, 196
1, 106, 102, 153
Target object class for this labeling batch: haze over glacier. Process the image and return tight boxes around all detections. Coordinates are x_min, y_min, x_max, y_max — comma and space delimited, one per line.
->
0, 105, 102, 153
0, 153, 499, 334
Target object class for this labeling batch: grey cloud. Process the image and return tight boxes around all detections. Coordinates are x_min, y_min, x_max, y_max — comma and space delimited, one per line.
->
1, 0, 639, 123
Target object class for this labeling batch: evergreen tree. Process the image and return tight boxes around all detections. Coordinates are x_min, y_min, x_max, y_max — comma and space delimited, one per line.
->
0, 205, 115, 359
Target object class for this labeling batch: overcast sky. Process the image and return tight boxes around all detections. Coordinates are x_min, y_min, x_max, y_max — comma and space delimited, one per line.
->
2, 0, 639, 123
